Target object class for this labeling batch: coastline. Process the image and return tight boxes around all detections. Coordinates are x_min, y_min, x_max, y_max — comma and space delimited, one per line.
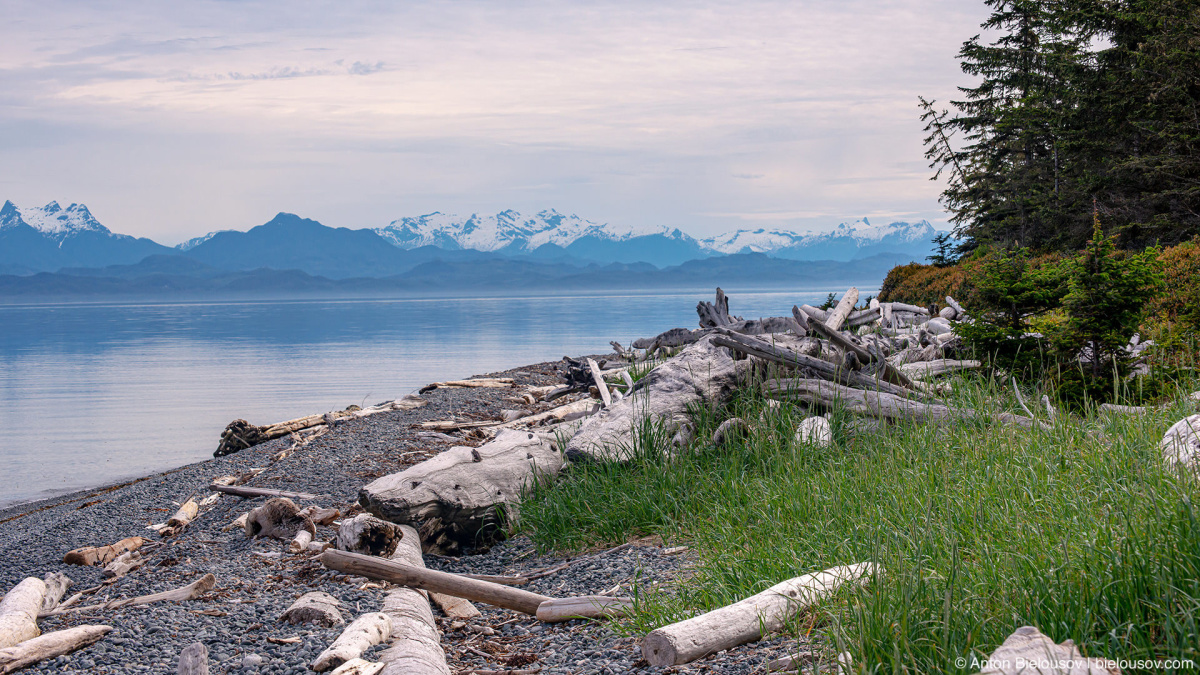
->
0, 354, 799, 674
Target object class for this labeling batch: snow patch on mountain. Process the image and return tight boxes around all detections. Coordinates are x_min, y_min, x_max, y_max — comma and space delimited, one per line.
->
376, 209, 680, 252
699, 218, 935, 254
13, 201, 110, 240
176, 230, 235, 251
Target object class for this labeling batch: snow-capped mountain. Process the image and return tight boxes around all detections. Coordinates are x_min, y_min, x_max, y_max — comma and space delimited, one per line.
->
176, 230, 235, 251
699, 218, 936, 258
0, 200, 172, 273
376, 209, 682, 252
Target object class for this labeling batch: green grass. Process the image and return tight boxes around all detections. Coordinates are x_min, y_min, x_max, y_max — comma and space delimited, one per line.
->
519, 375, 1200, 673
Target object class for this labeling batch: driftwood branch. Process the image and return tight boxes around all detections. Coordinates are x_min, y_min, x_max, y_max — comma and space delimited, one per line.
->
320, 550, 553, 616
0, 625, 112, 674
209, 485, 318, 500
536, 596, 633, 623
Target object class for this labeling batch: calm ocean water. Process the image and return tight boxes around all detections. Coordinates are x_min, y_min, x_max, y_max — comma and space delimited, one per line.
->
0, 288, 876, 507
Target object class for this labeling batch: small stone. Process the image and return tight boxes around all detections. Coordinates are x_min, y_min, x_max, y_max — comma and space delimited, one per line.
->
242, 652, 264, 667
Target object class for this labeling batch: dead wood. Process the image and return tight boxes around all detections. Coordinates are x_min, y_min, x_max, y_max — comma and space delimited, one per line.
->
536, 596, 634, 623
280, 591, 344, 627
177, 642, 209, 675
245, 498, 317, 542
336, 514, 404, 557
210, 485, 318, 500
0, 625, 111, 674
0, 578, 46, 649
63, 536, 146, 566
38, 573, 71, 614
377, 524, 451, 675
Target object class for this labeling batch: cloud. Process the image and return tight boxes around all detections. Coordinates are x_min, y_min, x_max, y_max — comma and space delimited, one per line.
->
0, 0, 992, 241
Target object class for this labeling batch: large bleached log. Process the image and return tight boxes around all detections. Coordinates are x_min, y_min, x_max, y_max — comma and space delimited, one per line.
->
765, 379, 1042, 429
566, 336, 742, 463
793, 307, 917, 392
245, 497, 317, 542
39, 573, 72, 614
377, 525, 451, 675
336, 514, 404, 557
536, 596, 634, 623
177, 642, 209, 675
320, 550, 553, 616
0, 625, 112, 674
62, 536, 146, 566
116, 573, 216, 609
641, 563, 877, 666
900, 359, 982, 380
945, 296, 965, 317
795, 417, 833, 447
0, 578, 46, 649
976, 626, 1114, 675
281, 592, 344, 627
330, 660, 384, 675
587, 358, 612, 408
825, 287, 859, 330
1161, 415, 1200, 474
210, 484, 319, 500
428, 593, 480, 619
846, 307, 881, 328
215, 397, 427, 457
359, 429, 562, 554
312, 612, 392, 672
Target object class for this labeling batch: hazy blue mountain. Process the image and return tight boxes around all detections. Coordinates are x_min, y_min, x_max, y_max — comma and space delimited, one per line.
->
0, 200, 173, 272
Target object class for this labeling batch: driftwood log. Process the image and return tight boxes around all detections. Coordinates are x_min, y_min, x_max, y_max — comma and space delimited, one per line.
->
38, 573, 71, 615
977, 626, 1114, 675
320, 549, 553, 616
245, 498, 317, 543
428, 593, 480, 620
101, 551, 144, 579
792, 307, 916, 391
535, 596, 634, 623
376, 525, 451, 675
359, 429, 562, 554
329, 660, 384, 675
63, 536, 146, 566
795, 417, 833, 447
566, 336, 743, 463
641, 563, 877, 666
0, 578, 46, 649
764, 379, 1042, 429
215, 396, 427, 456
587, 359, 612, 408
899, 359, 982, 380
210, 485, 318, 500
49, 574, 217, 616
312, 612, 391, 672
281, 592, 344, 627
177, 642, 209, 675
825, 287, 859, 330
1162, 415, 1200, 474
711, 418, 750, 446
0, 625, 112, 674
336, 515, 404, 557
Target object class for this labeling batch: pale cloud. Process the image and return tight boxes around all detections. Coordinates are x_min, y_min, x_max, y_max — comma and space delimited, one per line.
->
0, 0, 990, 244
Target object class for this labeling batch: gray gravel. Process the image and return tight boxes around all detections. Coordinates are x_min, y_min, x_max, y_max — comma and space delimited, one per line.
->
0, 357, 814, 674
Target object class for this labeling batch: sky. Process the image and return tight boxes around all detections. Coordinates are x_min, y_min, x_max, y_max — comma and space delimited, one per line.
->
0, 0, 991, 245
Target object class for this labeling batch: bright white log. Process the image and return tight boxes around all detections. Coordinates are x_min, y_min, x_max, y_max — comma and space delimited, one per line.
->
312, 612, 393, 672
0, 578, 46, 649
587, 358, 612, 408
641, 563, 878, 666
336, 514, 404, 557
360, 429, 562, 554
566, 336, 742, 463
177, 642, 209, 675
376, 525, 451, 675
0, 624, 111, 674
330, 660, 384, 675
846, 307, 881, 328
794, 417, 832, 448
890, 302, 931, 316
280, 591, 344, 627
939, 306, 957, 320
47, 573, 218, 617
536, 596, 634, 622
825, 287, 859, 331
1161, 415, 1200, 474
424, 378, 514, 390
924, 318, 953, 335
976, 626, 1114, 675
289, 530, 314, 554
945, 296, 965, 317
168, 499, 199, 528
428, 592, 480, 620
39, 573, 72, 614
900, 360, 982, 380
63, 536, 146, 566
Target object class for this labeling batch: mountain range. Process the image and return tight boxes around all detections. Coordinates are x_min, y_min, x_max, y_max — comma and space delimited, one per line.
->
0, 201, 947, 296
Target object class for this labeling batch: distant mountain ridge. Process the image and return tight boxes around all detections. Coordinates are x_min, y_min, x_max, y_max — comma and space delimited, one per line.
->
0, 199, 948, 288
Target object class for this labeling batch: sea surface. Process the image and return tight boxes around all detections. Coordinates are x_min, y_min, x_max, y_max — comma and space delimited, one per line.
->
0, 288, 876, 507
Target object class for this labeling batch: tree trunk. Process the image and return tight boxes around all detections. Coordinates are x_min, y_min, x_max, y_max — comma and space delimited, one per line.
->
0, 625, 111, 674
280, 592, 344, 627
210, 485, 318, 500
312, 612, 392, 672
535, 596, 633, 623
63, 536, 146, 566
38, 573, 72, 614
376, 525, 451, 675
336, 515, 404, 557
0, 578, 46, 649
825, 287, 859, 330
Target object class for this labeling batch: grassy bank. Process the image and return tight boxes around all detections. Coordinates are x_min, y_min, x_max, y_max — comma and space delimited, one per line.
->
518, 376, 1200, 672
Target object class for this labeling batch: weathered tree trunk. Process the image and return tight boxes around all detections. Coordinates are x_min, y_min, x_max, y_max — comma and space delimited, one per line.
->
376, 525, 451, 675
38, 573, 72, 614
118, 573, 215, 609
312, 612, 392, 672
329, 660, 384, 675
566, 336, 742, 463
245, 497, 317, 543
641, 564, 877, 666
0, 578, 46, 649
1161, 415, 1200, 474
281, 592, 344, 627
360, 429, 562, 555
336, 515, 404, 557
63, 536, 146, 566
846, 307, 881, 328
177, 642, 209, 675
0, 625, 112, 674
825, 287, 859, 331
587, 358, 612, 408
320, 550, 553, 616
899, 359, 981, 380
101, 551, 144, 579
977, 626, 1114, 675
945, 296, 965, 317
535, 596, 634, 623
